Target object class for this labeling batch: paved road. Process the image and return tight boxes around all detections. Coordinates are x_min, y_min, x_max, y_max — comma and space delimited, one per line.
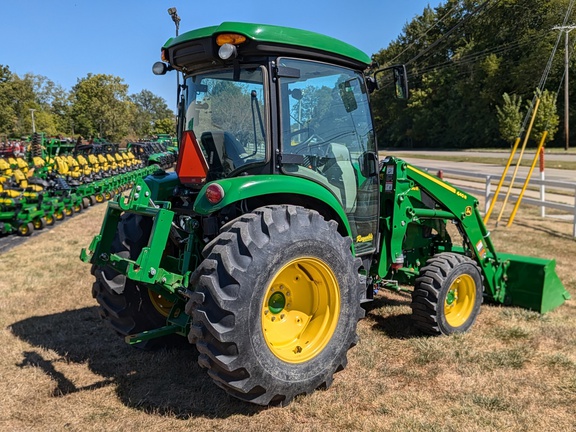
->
384, 149, 576, 163
379, 153, 575, 210
380, 152, 576, 184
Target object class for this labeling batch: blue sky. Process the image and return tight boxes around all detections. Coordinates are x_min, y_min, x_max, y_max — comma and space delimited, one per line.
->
1, 1, 439, 110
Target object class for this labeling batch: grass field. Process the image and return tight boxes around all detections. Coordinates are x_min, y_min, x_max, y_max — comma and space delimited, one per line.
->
1, 199, 575, 432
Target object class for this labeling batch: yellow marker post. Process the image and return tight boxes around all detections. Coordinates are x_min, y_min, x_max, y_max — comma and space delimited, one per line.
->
495, 97, 541, 227
484, 136, 521, 224
507, 131, 548, 227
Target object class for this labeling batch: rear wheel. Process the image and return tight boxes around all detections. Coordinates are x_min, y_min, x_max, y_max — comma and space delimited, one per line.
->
91, 213, 180, 350
63, 206, 74, 217
95, 194, 105, 203
187, 205, 364, 405
411, 252, 483, 335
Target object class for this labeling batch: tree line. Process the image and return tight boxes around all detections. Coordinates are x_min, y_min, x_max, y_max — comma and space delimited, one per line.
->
0, 65, 174, 143
372, 0, 572, 149
3, 0, 573, 149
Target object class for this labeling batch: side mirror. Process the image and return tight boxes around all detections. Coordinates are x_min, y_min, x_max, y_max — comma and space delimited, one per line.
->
392, 65, 409, 99
372, 64, 409, 99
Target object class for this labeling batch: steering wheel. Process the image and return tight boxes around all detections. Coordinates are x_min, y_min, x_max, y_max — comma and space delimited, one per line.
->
291, 133, 327, 155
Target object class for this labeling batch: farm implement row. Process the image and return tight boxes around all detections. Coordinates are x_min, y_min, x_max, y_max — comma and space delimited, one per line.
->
0, 133, 174, 237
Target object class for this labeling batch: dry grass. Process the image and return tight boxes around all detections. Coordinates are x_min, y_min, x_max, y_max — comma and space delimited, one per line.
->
391, 152, 576, 171
0, 200, 575, 432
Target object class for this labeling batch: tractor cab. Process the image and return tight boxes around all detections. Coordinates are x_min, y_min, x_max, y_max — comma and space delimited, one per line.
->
156, 22, 385, 254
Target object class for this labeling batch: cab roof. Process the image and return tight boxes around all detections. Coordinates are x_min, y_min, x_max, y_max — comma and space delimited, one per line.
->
163, 22, 371, 67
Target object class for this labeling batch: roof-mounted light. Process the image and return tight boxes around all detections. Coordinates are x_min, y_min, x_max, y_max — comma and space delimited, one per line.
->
218, 43, 237, 60
216, 33, 247, 46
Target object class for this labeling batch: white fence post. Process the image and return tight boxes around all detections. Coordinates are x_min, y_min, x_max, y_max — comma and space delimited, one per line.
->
540, 170, 546, 217
573, 186, 576, 238
485, 175, 492, 214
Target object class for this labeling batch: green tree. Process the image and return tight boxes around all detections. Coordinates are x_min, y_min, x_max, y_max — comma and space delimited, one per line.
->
153, 117, 176, 135
496, 93, 524, 144
0, 65, 16, 135
130, 89, 174, 137
0, 70, 67, 136
371, 0, 570, 148
70, 73, 131, 142
531, 89, 559, 144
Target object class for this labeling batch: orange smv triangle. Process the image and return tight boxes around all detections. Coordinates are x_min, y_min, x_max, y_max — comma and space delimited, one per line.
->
176, 130, 209, 184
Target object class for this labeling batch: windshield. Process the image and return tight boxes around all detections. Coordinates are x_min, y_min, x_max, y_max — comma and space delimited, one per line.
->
183, 67, 267, 179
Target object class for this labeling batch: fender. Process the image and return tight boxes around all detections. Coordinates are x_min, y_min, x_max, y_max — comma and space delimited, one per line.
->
193, 174, 353, 238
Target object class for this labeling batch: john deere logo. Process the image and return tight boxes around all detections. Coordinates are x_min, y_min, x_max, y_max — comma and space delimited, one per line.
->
356, 233, 374, 243
465, 206, 473, 216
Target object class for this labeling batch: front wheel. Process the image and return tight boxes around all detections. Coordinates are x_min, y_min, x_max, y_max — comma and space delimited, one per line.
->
411, 253, 483, 335
187, 205, 364, 406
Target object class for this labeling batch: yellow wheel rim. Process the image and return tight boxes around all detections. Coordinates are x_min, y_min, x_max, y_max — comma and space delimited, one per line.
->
55, 211, 64, 220
262, 257, 340, 364
64, 208, 73, 216
444, 274, 476, 327
96, 194, 104, 203
33, 219, 42, 229
18, 224, 29, 235
45, 215, 54, 225
148, 289, 174, 317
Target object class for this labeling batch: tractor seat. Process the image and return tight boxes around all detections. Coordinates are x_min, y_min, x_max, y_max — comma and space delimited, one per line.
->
201, 131, 247, 172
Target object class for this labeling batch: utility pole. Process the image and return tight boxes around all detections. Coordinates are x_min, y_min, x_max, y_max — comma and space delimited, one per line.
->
553, 25, 576, 150
29, 108, 36, 133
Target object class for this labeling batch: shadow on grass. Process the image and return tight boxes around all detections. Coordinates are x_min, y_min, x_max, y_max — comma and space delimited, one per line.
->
512, 221, 575, 241
9, 306, 263, 419
364, 295, 422, 340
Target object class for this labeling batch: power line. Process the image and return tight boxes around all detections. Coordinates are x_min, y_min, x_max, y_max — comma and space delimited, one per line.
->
387, 2, 460, 65
406, 0, 496, 66
407, 36, 536, 79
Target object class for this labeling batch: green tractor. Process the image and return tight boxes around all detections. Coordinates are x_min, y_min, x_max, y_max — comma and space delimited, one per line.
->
81, 22, 569, 406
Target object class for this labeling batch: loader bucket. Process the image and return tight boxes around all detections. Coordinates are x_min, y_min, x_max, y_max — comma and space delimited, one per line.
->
499, 253, 570, 313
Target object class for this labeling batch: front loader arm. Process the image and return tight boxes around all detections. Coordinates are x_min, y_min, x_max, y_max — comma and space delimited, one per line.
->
377, 157, 568, 312
403, 162, 506, 303
377, 157, 505, 303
